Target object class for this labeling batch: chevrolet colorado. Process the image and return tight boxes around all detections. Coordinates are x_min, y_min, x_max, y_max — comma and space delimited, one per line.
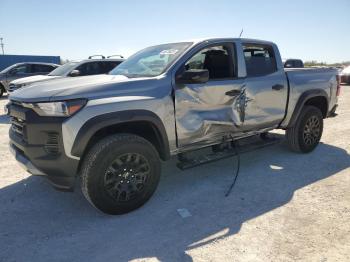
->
7, 38, 340, 214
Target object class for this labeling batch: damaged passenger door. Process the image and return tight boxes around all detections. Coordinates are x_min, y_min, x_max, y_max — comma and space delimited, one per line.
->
174, 43, 245, 148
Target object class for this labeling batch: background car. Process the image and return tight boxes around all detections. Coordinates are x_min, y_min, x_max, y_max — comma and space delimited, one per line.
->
0, 62, 59, 97
283, 59, 304, 68
8, 56, 125, 92
340, 65, 350, 84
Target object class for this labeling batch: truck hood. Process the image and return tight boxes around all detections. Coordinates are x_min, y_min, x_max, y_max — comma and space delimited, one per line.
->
9, 74, 169, 103
11, 75, 61, 86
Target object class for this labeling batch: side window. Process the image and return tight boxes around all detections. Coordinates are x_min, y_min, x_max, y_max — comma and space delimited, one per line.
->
31, 64, 56, 73
184, 45, 235, 80
11, 64, 29, 74
102, 61, 121, 73
243, 44, 277, 77
76, 62, 101, 76
295, 60, 303, 68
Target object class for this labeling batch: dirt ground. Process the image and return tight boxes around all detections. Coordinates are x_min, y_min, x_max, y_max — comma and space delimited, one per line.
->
0, 86, 349, 262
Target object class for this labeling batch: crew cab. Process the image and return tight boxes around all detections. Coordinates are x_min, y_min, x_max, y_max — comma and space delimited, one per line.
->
7, 56, 125, 92
7, 38, 340, 215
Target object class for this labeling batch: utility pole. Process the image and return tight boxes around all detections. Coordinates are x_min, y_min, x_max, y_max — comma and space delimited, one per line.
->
0, 38, 4, 55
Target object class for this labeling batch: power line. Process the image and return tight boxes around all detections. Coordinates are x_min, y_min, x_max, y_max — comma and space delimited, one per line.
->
0, 38, 4, 55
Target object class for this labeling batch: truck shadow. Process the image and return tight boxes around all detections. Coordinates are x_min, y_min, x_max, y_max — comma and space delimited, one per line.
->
0, 114, 10, 124
0, 139, 349, 261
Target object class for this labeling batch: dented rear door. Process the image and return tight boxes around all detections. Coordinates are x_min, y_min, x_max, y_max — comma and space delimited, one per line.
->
241, 42, 288, 130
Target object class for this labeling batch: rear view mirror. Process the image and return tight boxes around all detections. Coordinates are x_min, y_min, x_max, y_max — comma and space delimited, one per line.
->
176, 69, 209, 84
69, 70, 80, 77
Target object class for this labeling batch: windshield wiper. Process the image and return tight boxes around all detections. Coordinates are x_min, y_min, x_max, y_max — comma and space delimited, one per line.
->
125, 74, 152, 78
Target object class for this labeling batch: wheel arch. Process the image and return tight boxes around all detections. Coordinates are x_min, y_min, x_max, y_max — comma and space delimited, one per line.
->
71, 110, 171, 162
287, 89, 329, 128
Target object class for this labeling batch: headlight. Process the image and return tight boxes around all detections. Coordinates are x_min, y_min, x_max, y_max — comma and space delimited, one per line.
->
31, 99, 87, 117
11, 83, 25, 89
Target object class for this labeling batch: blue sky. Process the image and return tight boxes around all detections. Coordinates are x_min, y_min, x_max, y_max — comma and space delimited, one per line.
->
0, 0, 349, 63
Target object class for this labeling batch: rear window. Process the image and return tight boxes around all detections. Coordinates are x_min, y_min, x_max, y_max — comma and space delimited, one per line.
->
102, 61, 122, 73
31, 64, 56, 73
243, 44, 277, 77
76, 62, 101, 76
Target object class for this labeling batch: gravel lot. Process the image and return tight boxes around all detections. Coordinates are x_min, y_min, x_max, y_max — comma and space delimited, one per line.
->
0, 86, 349, 262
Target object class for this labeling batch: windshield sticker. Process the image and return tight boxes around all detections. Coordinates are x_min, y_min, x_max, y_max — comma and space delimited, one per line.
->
160, 49, 178, 55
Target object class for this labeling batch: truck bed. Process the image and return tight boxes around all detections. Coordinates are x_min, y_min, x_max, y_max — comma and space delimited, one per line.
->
281, 67, 338, 127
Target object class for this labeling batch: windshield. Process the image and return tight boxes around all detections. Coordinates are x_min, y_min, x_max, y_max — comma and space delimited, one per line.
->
0, 64, 19, 74
109, 42, 192, 78
48, 62, 79, 76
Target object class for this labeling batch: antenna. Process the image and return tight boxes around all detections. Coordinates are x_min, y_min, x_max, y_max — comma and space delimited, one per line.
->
239, 29, 243, 38
0, 38, 4, 55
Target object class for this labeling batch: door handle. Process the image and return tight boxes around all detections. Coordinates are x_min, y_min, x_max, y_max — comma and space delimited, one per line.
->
225, 89, 241, 96
272, 84, 284, 90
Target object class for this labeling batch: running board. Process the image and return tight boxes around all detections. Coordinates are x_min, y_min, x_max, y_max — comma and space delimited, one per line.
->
176, 134, 282, 170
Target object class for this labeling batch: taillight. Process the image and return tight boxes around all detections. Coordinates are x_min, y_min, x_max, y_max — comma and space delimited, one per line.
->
336, 75, 341, 96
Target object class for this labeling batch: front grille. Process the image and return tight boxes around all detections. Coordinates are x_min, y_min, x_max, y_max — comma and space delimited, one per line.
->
10, 116, 25, 138
45, 133, 59, 154
9, 101, 27, 140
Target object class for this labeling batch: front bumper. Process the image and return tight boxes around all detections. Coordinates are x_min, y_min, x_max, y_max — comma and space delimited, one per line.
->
9, 143, 76, 191
8, 102, 79, 191
9, 143, 45, 176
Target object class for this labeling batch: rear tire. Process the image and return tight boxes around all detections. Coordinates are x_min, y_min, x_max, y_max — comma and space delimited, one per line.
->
286, 106, 323, 153
81, 134, 161, 215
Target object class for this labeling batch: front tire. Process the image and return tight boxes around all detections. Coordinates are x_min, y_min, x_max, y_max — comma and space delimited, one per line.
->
81, 134, 161, 215
286, 106, 323, 153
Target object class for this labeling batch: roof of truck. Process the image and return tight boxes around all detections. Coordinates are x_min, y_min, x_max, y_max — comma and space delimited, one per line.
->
184, 37, 275, 46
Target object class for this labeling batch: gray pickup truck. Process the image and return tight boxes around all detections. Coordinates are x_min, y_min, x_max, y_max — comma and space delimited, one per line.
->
7, 38, 340, 214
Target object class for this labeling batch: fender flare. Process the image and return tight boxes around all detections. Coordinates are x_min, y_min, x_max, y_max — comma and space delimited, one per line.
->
71, 110, 171, 160
287, 89, 329, 128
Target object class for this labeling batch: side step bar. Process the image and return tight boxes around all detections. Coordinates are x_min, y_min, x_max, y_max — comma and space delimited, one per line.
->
176, 134, 282, 170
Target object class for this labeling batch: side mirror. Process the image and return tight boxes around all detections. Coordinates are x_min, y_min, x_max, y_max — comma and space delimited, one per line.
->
69, 70, 80, 77
176, 69, 209, 84
284, 63, 292, 68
